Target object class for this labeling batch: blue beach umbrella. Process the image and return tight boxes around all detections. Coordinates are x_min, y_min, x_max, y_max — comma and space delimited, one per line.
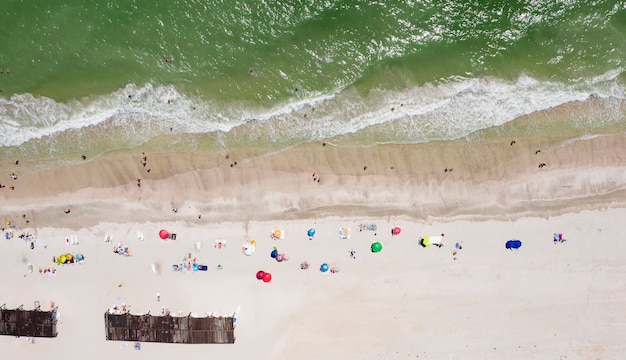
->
307, 228, 316, 237
505, 240, 522, 249
270, 249, 279, 258
320, 263, 329, 272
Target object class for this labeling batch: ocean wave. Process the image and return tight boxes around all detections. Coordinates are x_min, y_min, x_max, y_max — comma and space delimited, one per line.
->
0, 70, 624, 150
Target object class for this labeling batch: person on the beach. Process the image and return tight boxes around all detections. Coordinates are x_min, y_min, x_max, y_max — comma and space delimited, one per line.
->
64, 208, 71, 214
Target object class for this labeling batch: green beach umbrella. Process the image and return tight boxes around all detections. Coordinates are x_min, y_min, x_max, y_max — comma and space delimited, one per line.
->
371, 241, 383, 253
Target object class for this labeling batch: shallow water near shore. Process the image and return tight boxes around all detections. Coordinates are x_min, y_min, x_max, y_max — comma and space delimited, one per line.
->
1, 0, 625, 167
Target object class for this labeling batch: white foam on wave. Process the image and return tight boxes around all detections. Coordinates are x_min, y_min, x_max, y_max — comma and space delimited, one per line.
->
1, 69, 624, 149
279, 74, 616, 145
296, 69, 626, 143
0, 83, 243, 147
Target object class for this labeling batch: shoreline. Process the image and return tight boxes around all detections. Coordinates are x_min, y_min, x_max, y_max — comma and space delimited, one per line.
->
2, 129, 625, 228
1, 120, 625, 359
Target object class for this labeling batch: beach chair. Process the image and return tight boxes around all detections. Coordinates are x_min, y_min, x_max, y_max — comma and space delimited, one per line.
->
553, 233, 566, 243
339, 228, 351, 240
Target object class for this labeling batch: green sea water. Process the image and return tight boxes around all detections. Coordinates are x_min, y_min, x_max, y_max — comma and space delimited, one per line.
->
0, 0, 625, 161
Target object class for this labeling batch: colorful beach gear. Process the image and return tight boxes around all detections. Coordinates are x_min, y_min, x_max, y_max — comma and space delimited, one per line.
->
371, 241, 383, 253
506, 240, 522, 249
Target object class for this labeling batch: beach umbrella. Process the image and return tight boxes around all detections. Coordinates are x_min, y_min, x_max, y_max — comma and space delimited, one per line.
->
256, 270, 266, 280
282, 252, 290, 261
320, 263, 329, 272
505, 240, 522, 249
58, 255, 67, 264
371, 241, 383, 253
307, 228, 316, 237
262, 272, 272, 283
250, 239, 257, 246
273, 229, 282, 238
276, 253, 284, 262
392, 227, 401, 235
159, 229, 169, 240
270, 249, 279, 258
76, 253, 84, 261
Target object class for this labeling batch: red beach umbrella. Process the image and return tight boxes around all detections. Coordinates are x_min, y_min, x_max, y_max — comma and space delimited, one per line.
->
159, 229, 169, 239
256, 270, 266, 280
262, 272, 272, 283
393, 227, 401, 235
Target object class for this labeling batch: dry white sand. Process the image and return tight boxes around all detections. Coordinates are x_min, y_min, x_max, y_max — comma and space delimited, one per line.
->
1, 132, 626, 359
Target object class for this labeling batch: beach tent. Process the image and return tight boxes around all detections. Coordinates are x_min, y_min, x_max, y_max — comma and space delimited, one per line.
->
307, 228, 316, 237
392, 227, 401, 235
159, 229, 169, 240
420, 236, 443, 247
371, 241, 383, 253
320, 263, 329, 272
506, 240, 522, 249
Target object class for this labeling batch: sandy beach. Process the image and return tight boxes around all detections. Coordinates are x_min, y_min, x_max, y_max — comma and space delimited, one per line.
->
1, 131, 626, 359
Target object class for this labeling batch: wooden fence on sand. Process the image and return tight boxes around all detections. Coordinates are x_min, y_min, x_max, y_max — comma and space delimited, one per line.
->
0, 304, 58, 338
104, 311, 235, 344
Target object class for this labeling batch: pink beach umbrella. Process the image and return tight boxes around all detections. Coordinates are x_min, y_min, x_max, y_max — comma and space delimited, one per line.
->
276, 253, 284, 262
159, 229, 169, 239
282, 252, 290, 261
392, 227, 401, 235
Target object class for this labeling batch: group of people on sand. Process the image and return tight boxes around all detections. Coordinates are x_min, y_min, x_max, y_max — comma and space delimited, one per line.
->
113, 243, 131, 256
38, 268, 57, 276
172, 253, 200, 272
140, 152, 150, 173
